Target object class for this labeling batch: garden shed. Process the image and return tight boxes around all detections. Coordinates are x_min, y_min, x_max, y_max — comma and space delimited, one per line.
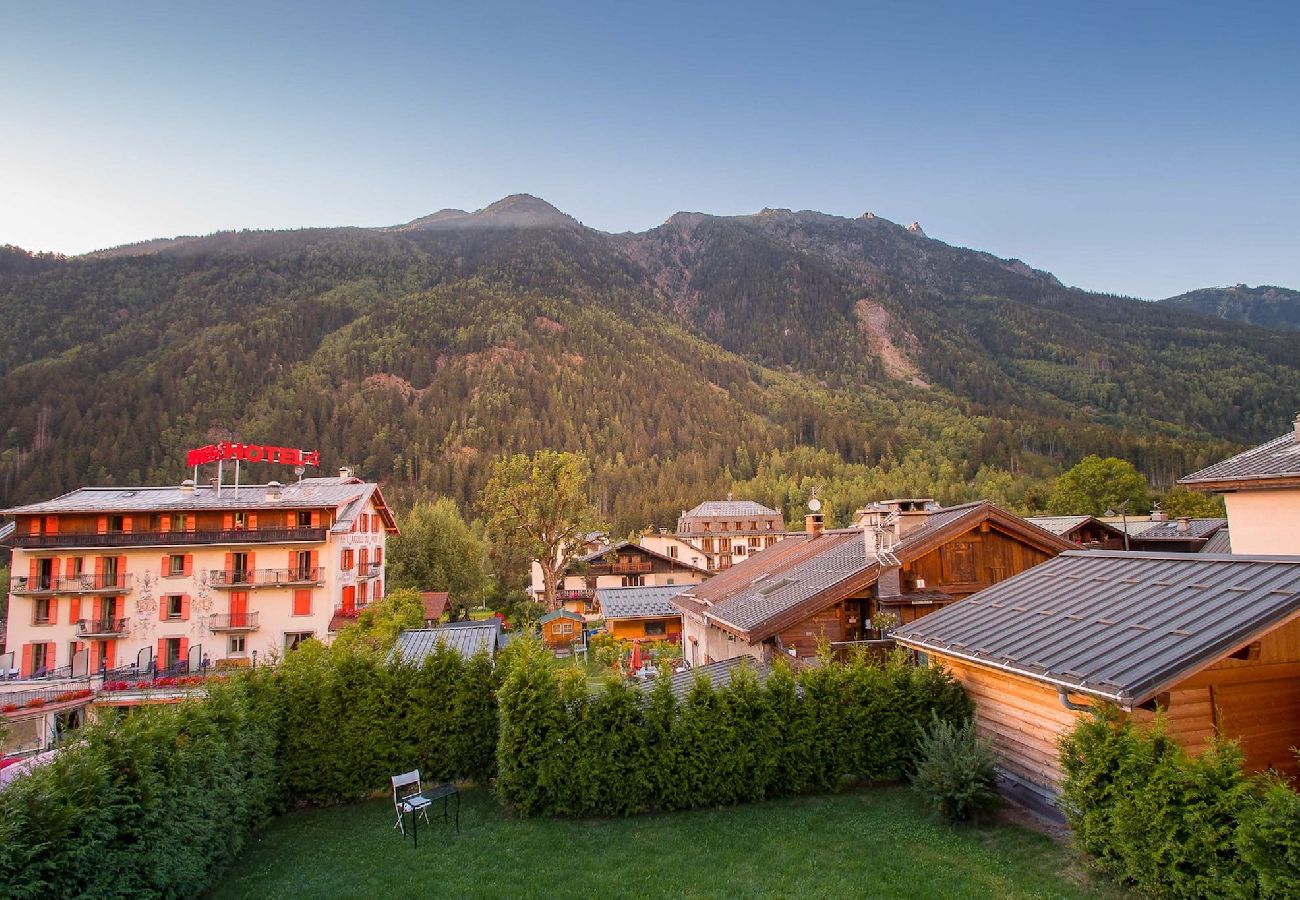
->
894, 551, 1300, 800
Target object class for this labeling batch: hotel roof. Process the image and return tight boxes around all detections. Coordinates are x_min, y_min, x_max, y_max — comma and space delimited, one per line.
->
680, 499, 781, 519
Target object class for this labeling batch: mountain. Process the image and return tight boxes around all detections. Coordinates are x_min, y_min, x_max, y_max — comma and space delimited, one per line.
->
1159, 284, 1300, 331
1, 198, 1297, 534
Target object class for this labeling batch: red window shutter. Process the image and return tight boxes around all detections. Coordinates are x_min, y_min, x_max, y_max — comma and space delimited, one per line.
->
342, 585, 356, 614
310, 551, 319, 572
92, 597, 102, 622
374, 580, 382, 600
359, 548, 368, 569
247, 551, 256, 575
48, 598, 58, 625
47, 643, 57, 670
162, 555, 170, 576
122, 516, 133, 533
70, 597, 81, 622
178, 638, 189, 665
375, 547, 383, 564
159, 516, 171, 533
157, 639, 167, 668
103, 639, 116, 670
293, 589, 311, 616
223, 513, 234, 530
20, 644, 33, 678
310, 510, 321, 528
183, 555, 192, 576
97, 516, 108, 534
51, 558, 61, 582
94, 556, 104, 581
248, 513, 258, 530
159, 596, 169, 622
45, 515, 59, 534
181, 595, 191, 620
186, 515, 195, 533
224, 553, 233, 581
288, 550, 297, 569
29, 558, 39, 580
116, 557, 126, 588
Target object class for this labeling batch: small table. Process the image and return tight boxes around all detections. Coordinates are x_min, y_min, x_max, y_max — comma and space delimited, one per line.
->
402, 783, 460, 848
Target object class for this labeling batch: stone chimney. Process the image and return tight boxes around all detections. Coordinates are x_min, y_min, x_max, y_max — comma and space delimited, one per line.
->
1176, 516, 1191, 533
805, 512, 824, 537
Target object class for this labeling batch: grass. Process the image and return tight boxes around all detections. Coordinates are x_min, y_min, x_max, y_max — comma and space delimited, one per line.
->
212, 788, 1118, 899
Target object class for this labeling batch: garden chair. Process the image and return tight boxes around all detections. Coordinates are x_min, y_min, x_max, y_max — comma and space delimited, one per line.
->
392, 770, 433, 841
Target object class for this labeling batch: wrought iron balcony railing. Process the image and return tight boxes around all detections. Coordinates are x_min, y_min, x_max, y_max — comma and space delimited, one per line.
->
76, 617, 130, 637
208, 567, 324, 589
208, 612, 259, 631
12, 526, 327, 550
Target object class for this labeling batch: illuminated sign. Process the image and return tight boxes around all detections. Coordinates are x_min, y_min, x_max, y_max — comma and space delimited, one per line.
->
186, 442, 320, 469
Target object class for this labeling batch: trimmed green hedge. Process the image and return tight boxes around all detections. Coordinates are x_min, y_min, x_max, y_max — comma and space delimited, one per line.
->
1060, 707, 1300, 898
497, 642, 972, 817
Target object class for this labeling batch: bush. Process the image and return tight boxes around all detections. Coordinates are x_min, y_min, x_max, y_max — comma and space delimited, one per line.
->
910, 712, 998, 824
1059, 706, 1299, 898
495, 643, 971, 817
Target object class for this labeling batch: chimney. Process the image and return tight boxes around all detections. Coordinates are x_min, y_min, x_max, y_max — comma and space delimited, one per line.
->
179, 478, 196, 495
1176, 516, 1191, 533
265, 480, 283, 501
1294, 411, 1300, 440
339, 466, 353, 480
1150, 505, 1167, 522
805, 513, 824, 537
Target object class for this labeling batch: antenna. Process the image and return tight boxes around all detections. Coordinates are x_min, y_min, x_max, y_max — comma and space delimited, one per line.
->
294, 465, 306, 483
867, 510, 901, 566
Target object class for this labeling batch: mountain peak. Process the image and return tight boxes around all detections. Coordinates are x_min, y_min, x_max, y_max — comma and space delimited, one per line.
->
393, 193, 579, 232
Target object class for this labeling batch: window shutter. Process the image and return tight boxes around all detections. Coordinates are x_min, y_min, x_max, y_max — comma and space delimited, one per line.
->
342, 585, 356, 613
224, 553, 233, 582
70, 597, 81, 622
92, 597, 102, 622
157, 639, 167, 669
179, 638, 189, 666
20, 644, 33, 678
44, 515, 58, 534
247, 552, 256, 575
160, 596, 169, 622
103, 639, 116, 670
310, 510, 321, 528
186, 515, 195, 533
293, 589, 311, 616
122, 516, 133, 533
183, 555, 192, 577
310, 551, 319, 572
248, 513, 258, 530
46, 643, 57, 670
97, 515, 108, 534
288, 550, 297, 569
117, 557, 127, 588
162, 555, 170, 576
29, 558, 39, 581
375, 547, 383, 565
159, 515, 171, 533
223, 513, 234, 530
48, 598, 58, 625
181, 595, 191, 620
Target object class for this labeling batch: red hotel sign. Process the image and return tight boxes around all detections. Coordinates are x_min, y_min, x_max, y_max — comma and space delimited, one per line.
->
186, 442, 320, 468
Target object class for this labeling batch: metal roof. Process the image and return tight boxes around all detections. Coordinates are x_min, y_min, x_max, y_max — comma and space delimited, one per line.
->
656, 657, 777, 701
1025, 516, 1093, 535
1179, 423, 1300, 486
539, 609, 585, 624
1129, 518, 1227, 541
681, 499, 780, 519
394, 621, 502, 663
596, 585, 686, 619
893, 550, 1300, 707
675, 502, 1073, 640
0, 520, 14, 544
1200, 529, 1232, 554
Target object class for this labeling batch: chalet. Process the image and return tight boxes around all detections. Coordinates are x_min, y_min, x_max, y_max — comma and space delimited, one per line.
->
671, 500, 1075, 667
539, 609, 585, 650
594, 585, 683, 643
1026, 516, 1126, 549
540, 542, 709, 615
674, 498, 787, 570
1124, 517, 1228, 553
894, 551, 1300, 803
1179, 413, 1300, 554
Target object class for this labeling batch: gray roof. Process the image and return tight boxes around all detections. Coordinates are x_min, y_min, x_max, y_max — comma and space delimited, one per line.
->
596, 585, 686, 619
893, 550, 1300, 707
1200, 529, 1232, 554
1180, 425, 1300, 486
681, 499, 780, 519
0, 478, 392, 533
0, 520, 14, 543
394, 621, 502, 663
658, 657, 777, 700
1129, 518, 1227, 541
676, 501, 1070, 639
1025, 516, 1093, 535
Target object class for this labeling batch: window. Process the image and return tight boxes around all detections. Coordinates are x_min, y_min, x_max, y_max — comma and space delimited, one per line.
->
33, 598, 52, 625
556, 622, 573, 634
107, 515, 125, 533
667, 578, 675, 585
163, 637, 182, 669
166, 595, 184, 620
294, 550, 313, 580
68, 557, 83, 579
233, 512, 248, 530
292, 589, 312, 616
229, 635, 246, 655
667, 545, 678, 559
371, 515, 381, 534
341, 548, 354, 570
167, 554, 185, 576
734, 546, 747, 557
296, 511, 312, 528
645, 621, 667, 636
284, 632, 314, 652
170, 514, 186, 531
31, 642, 51, 672
621, 575, 644, 587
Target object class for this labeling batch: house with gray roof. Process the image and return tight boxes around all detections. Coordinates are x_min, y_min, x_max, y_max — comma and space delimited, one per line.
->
672, 500, 1075, 667
595, 584, 685, 642
394, 620, 504, 664
894, 550, 1300, 798
1025, 515, 1126, 549
1179, 414, 1300, 555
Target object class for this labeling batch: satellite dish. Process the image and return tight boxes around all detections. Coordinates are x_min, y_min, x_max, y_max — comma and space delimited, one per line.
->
808, 498, 822, 513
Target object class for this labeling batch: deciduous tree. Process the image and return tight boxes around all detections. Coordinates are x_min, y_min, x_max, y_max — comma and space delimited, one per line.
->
1047, 455, 1149, 517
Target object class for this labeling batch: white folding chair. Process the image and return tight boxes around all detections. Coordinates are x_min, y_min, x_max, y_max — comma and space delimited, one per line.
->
391, 769, 433, 838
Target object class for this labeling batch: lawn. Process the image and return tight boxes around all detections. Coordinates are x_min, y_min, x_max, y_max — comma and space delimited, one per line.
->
212, 788, 1118, 899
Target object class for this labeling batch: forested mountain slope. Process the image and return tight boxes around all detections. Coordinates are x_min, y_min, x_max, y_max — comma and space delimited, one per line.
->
1, 198, 1295, 531
1159, 284, 1300, 331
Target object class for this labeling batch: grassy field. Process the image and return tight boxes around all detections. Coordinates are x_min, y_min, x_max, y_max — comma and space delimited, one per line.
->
211, 788, 1118, 899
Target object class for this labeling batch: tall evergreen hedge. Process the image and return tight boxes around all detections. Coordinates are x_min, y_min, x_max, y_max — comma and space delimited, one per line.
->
496, 642, 972, 817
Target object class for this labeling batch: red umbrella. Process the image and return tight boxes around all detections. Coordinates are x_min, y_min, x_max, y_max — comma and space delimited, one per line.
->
629, 640, 642, 673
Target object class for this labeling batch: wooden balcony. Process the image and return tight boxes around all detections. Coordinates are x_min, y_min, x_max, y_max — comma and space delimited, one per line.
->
208, 612, 259, 632
208, 567, 324, 589
12, 526, 326, 550
76, 617, 130, 637
610, 560, 653, 575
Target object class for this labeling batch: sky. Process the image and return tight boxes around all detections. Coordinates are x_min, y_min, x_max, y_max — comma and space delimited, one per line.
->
1, 1, 1297, 298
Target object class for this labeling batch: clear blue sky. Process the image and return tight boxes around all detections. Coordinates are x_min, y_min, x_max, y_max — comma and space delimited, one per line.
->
2, 0, 1297, 297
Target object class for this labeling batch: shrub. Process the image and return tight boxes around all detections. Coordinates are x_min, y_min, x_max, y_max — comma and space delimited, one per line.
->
1238, 778, 1300, 898
910, 712, 998, 824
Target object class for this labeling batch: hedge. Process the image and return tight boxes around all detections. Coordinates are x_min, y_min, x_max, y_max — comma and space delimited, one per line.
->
497, 641, 972, 817
0, 641, 500, 898
1059, 706, 1300, 898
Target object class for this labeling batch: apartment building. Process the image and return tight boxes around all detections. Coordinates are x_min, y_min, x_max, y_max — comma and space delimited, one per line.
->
674, 498, 786, 570
1, 468, 396, 678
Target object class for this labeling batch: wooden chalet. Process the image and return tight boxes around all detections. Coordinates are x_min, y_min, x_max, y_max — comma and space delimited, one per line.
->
894, 551, 1300, 802
672, 500, 1075, 667
552, 541, 709, 616
1026, 515, 1126, 549
594, 585, 684, 642
539, 609, 585, 650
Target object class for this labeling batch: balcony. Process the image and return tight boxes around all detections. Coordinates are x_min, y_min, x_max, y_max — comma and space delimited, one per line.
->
9, 575, 56, 596
610, 560, 653, 575
556, 588, 595, 601
76, 617, 129, 637
208, 612, 259, 632
62, 573, 134, 594
355, 561, 382, 581
12, 526, 327, 550
207, 567, 324, 589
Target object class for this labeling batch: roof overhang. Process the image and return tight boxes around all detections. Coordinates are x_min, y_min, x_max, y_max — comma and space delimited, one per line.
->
1177, 474, 1300, 492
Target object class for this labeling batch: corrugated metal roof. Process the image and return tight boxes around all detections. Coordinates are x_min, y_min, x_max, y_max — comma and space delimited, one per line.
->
655, 657, 777, 700
596, 585, 686, 619
0, 520, 14, 543
893, 550, 1300, 706
681, 499, 780, 518
1200, 529, 1232, 554
1180, 426, 1300, 486
394, 622, 502, 662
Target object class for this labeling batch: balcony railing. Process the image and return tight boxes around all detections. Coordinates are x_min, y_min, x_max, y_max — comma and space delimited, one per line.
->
208, 567, 324, 589
556, 588, 595, 601
64, 573, 134, 593
355, 561, 382, 580
610, 560, 653, 575
12, 526, 327, 550
76, 617, 130, 637
208, 612, 259, 632
9, 576, 56, 596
